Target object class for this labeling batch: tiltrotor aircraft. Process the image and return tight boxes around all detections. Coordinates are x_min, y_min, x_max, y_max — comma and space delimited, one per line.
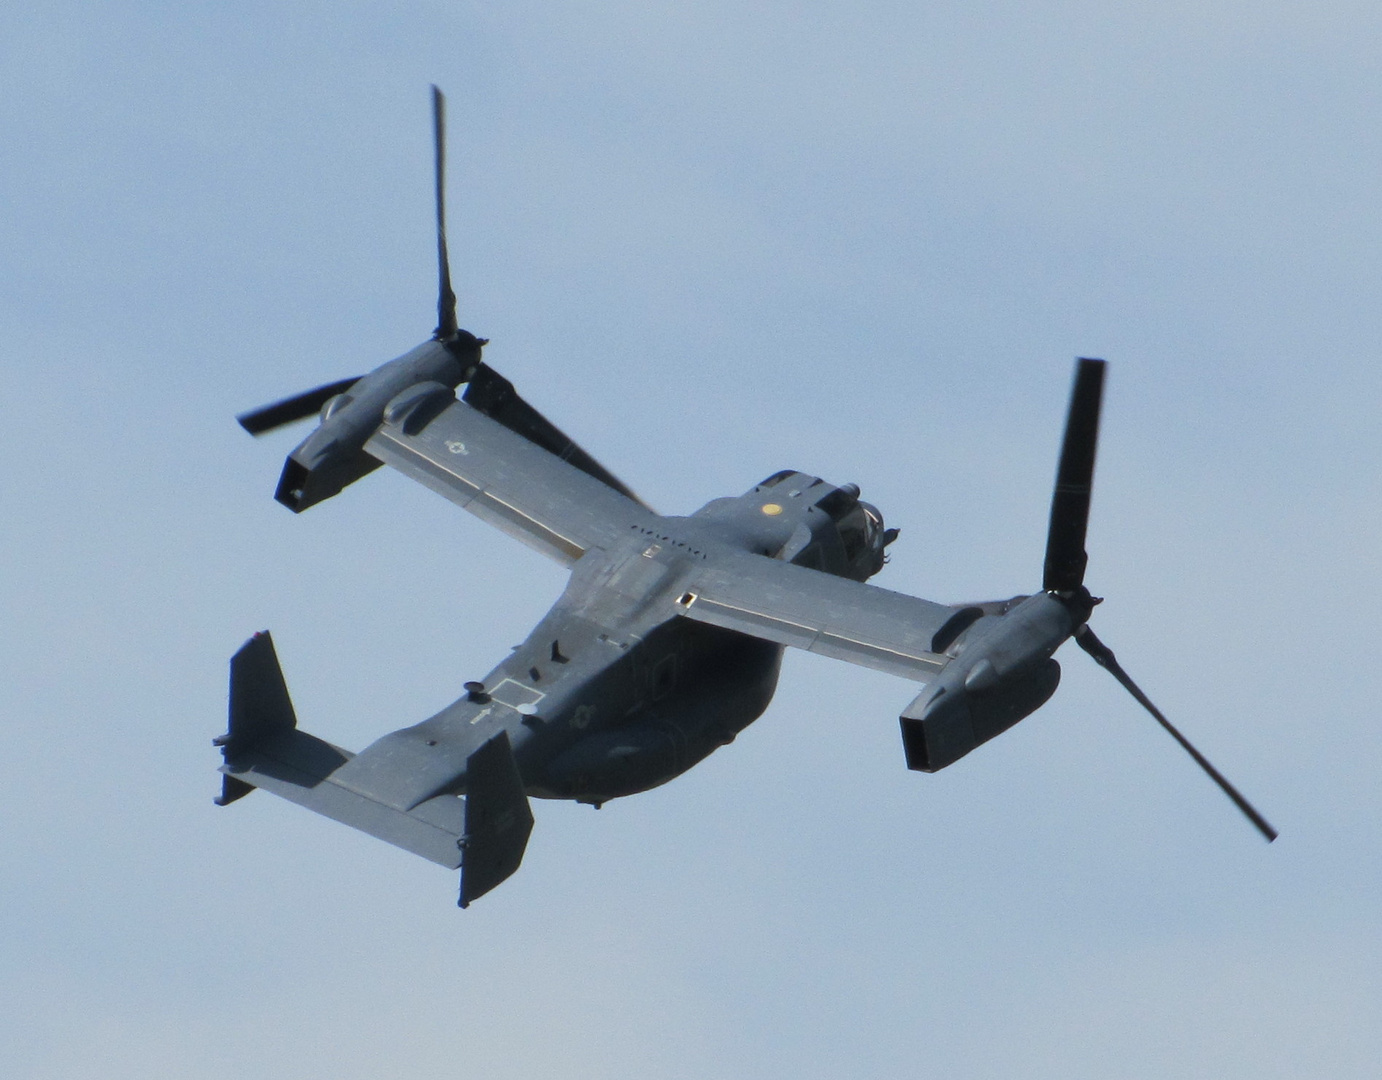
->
218, 88, 1275, 907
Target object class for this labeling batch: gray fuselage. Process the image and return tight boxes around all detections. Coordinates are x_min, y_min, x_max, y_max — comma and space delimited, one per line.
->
328, 471, 890, 809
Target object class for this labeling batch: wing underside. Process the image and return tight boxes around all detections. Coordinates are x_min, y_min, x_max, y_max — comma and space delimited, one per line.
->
368, 391, 957, 681
461, 363, 648, 506
365, 395, 654, 565
676, 555, 960, 682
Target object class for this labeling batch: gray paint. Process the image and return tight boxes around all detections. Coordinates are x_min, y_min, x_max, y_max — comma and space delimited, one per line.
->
218, 91, 1273, 908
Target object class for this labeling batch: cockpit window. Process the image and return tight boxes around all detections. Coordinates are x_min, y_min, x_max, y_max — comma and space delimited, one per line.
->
838, 502, 885, 573
837, 506, 869, 562
757, 470, 796, 489
862, 505, 882, 545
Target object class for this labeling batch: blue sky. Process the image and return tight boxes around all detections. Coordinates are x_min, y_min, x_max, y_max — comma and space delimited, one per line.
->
2, 2, 1379, 1076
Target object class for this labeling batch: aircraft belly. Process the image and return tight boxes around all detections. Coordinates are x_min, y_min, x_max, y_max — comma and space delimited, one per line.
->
538, 628, 783, 802
318, 545, 782, 813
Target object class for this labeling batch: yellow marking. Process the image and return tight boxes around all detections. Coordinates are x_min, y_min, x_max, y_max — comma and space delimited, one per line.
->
761, 503, 783, 516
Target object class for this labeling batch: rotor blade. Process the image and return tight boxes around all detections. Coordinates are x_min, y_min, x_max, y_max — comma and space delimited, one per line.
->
1074, 625, 1277, 842
236, 377, 363, 436
1043, 358, 1106, 592
432, 85, 458, 341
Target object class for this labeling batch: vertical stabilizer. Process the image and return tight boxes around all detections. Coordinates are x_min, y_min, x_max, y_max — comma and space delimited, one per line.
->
459, 732, 535, 908
225, 632, 297, 749
213, 632, 297, 805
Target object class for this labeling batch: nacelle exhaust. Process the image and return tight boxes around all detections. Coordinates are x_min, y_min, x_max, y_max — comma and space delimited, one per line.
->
269, 341, 473, 512
900, 593, 1076, 772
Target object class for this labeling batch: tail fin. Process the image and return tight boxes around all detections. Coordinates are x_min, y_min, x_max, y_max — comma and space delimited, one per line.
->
215, 631, 469, 870
212, 632, 295, 804
225, 631, 297, 746
459, 731, 535, 908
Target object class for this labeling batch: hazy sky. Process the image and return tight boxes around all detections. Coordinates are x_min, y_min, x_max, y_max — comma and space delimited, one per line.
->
3, 3, 1379, 1077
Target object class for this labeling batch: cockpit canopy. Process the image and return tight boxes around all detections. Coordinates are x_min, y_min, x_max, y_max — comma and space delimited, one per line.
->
755, 472, 892, 580
838, 500, 885, 570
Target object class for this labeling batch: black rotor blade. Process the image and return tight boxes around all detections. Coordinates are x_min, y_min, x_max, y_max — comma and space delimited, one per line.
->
1043, 358, 1106, 592
432, 85, 458, 341
1074, 624, 1277, 842
236, 377, 363, 436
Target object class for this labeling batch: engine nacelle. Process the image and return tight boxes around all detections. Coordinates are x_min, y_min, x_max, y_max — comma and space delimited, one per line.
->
900, 592, 1076, 772
275, 338, 473, 512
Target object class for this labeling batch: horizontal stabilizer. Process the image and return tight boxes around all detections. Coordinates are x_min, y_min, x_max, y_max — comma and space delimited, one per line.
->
217, 631, 465, 868
221, 730, 466, 868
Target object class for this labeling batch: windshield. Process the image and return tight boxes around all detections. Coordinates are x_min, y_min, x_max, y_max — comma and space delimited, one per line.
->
835, 501, 885, 578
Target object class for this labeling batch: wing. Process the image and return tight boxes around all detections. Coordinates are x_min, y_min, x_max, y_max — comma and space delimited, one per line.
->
676, 554, 964, 682
365, 393, 655, 566
461, 364, 648, 507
